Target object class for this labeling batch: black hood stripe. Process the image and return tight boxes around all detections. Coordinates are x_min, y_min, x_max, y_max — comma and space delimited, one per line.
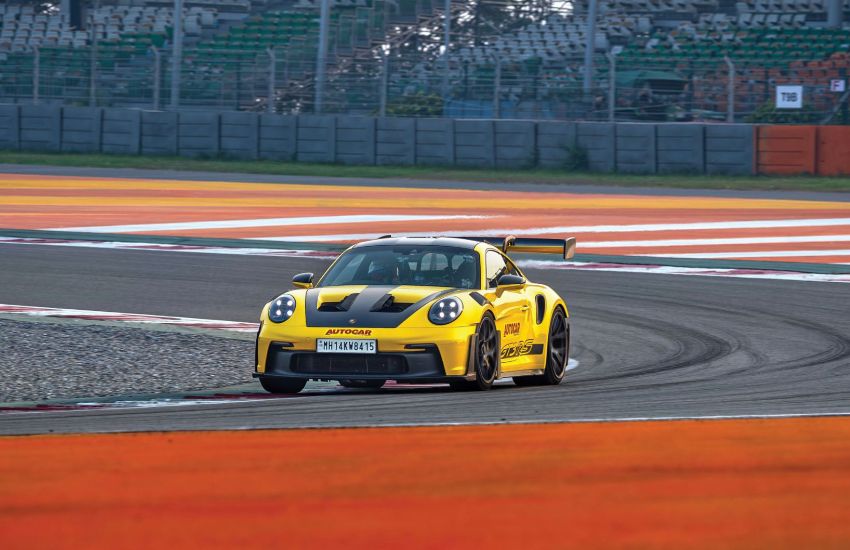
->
305, 286, 455, 328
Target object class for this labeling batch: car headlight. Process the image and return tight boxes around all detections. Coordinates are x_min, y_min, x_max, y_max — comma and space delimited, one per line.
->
268, 294, 296, 323
428, 297, 463, 325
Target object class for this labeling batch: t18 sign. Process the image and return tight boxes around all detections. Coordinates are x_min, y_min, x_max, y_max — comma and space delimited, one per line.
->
776, 85, 803, 109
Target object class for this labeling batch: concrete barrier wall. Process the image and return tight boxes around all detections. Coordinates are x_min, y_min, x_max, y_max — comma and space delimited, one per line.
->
536, 122, 576, 168
336, 116, 375, 165
102, 108, 140, 155
495, 121, 536, 168
141, 110, 177, 155
220, 111, 258, 160
376, 117, 415, 165
61, 107, 102, 153
616, 123, 656, 174
297, 115, 335, 163
756, 125, 815, 175
415, 118, 453, 165
576, 122, 615, 172
178, 112, 219, 158
657, 124, 704, 174
707, 124, 755, 175
454, 120, 495, 168
0, 105, 769, 175
258, 114, 296, 161
816, 126, 850, 177
19, 104, 61, 152
0, 104, 20, 150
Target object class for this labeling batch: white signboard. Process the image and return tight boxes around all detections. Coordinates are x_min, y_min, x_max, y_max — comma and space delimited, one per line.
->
776, 85, 803, 109
830, 79, 846, 93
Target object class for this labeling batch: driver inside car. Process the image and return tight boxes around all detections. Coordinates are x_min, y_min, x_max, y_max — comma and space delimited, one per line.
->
366, 257, 402, 284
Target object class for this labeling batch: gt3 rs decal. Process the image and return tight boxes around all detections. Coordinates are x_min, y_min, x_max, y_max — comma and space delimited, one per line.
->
500, 340, 545, 359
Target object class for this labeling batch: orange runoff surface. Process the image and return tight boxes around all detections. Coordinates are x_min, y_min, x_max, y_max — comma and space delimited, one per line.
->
4, 173, 850, 263
2, 417, 850, 549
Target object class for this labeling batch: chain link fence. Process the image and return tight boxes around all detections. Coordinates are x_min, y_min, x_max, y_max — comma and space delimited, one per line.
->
2, 44, 848, 123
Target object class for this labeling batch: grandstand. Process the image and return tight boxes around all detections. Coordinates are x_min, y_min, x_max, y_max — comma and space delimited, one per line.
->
0, 0, 847, 121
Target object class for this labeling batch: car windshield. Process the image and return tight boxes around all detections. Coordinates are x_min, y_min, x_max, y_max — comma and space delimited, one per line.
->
318, 245, 480, 289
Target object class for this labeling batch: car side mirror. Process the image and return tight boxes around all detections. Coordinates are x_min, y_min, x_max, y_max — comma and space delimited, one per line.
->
292, 272, 314, 289
496, 274, 525, 287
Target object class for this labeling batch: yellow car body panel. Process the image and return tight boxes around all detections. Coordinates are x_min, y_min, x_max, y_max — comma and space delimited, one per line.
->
255, 237, 570, 385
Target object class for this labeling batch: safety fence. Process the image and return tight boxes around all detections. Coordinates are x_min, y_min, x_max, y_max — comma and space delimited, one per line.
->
2, 45, 849, 124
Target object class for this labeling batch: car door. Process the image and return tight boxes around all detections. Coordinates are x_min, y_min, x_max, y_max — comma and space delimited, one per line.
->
483, 250, 534, 369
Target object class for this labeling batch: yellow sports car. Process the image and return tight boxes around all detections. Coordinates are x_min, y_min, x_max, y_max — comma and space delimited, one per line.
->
254, 235, 576, 393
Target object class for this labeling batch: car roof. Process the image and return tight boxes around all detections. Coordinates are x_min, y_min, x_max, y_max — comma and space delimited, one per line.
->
352, 236, 484, 250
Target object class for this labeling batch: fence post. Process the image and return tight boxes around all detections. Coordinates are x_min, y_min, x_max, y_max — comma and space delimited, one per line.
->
607, 50, 616, 122
314, 0, 330, 113
32, 46, 40, 104
89, 15, 98, 107
267, 47, 276, 114
583, 0, 599, 97
724, 55, 735, 123
379, 49, 389, 117
151, 46, 161, 110
441, 0, 452, 98
493, 57, 502, 119
170, 0, 183, 109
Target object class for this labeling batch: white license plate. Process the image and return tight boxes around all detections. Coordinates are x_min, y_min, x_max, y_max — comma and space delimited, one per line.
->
316, 339, 377, 354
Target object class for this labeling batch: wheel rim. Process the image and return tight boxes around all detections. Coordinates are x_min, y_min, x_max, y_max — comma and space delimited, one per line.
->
477, 317, 498, 381
548, 312, 568, 376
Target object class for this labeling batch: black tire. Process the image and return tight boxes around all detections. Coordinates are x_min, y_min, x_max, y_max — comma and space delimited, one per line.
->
450, 313, 499, 391
513, 307, 569, 387
339, 379, 386, 389
259, 376, 308, 394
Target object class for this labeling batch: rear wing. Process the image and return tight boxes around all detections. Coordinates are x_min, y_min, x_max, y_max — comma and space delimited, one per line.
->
456, 235, 576, 260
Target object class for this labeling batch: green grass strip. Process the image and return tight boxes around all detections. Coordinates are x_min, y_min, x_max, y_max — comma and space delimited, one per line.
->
3, 151, 850, 192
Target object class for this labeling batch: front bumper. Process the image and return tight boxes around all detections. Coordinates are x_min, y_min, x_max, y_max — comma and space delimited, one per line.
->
255, 324, 477, 380
258, 343, 448, 381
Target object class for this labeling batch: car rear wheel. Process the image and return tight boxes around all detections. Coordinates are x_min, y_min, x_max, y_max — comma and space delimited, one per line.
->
514, 307, 569, 387
259, 376, 308, 394
451, 313, 499, 391
339, 379, 386, 389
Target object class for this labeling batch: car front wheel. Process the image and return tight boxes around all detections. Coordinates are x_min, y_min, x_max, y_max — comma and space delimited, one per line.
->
451, 313, 499, 391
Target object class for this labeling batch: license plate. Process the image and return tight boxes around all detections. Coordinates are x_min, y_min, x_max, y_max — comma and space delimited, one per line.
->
316, 339, 377, 354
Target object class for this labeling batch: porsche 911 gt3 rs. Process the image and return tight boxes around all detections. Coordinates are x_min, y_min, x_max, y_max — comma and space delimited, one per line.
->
254, 235, 576, 393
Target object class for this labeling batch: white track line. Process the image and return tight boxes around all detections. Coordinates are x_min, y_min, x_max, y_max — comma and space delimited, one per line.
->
251, 217, 850, 242
641, 249, 850, 259
290, 411, 850, 428
51, 214, 486, 233
0, 304, 260, 332
518, 260, 850, 283
4, 237, 850, 282
582, 234, 850, 248
0, 237, 338, 258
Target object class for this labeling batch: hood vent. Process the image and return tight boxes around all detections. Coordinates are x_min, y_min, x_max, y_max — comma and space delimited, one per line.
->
318, 293, 359, 312
370, 294, 413, 313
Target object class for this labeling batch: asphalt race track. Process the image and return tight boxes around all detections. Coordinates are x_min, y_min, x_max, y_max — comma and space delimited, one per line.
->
2, 242, 849, 435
